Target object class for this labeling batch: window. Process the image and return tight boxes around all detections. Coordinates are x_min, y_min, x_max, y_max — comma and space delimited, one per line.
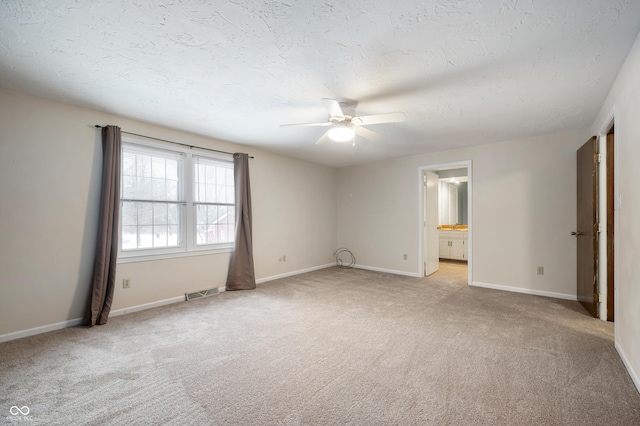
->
119, 141, 234, 260
120, 144, 184, 253
194, 156, 235, 246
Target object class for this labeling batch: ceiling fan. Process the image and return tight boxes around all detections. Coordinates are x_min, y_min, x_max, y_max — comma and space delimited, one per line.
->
281, 98, 405, 146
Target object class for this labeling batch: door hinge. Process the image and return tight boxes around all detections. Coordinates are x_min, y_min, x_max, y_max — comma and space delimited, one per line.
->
594, 154, 602, 163
594, 293, 600, 304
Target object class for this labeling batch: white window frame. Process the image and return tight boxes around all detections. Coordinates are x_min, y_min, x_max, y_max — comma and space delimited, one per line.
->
117, 136, 234, 263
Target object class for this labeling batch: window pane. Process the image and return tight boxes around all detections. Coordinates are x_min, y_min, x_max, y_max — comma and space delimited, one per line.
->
196, 204, 228, 245
166, 159, 178, 180
153, 225, 168, 247
122, 176, 134, 198
168, 225, 179, 246
122, 200, 184, 251
226, 207, 235, 243
166, 180, 178, 200
137, 177, 151, 199
218, 205, 227, 221
121, 202, 137, 226
152, 157, 165, 178
228, 206, 235, 225
219, 224, 228, 242
138, 155, 151, 178
195, 183, 205, 203
153, 203, 168, 224
226, 184, 235, 204
152, 178, 165, 199
206, 181, 216, 203
121, 144, 184, 203
206, 165, 216, 185
209, 225, 218, 244
207, 205, 218, 223
196, 224, 208, 245
168, 204, 179, 224
122, 226, 137, 250
217, 186, 226, 203
195, 204, 236, 246
194, 157, 234, 206
138, 202, 153, 225
196, 205, 207, 225
216, 167, 226, 186
138, 226, 153, 249
198, 164, 207, 184
122, 152, 135, 176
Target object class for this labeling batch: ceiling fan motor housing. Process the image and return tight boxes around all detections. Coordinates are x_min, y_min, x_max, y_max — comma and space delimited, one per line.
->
332, 100, 357, 122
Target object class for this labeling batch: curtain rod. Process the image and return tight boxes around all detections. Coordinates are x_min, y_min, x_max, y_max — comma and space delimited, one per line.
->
94, 125, 254, 158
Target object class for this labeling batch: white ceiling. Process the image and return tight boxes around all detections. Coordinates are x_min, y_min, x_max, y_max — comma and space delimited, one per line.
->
2, 1, 639, 167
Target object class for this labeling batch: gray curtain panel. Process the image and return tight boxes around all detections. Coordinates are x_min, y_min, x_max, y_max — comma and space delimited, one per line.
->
226, 153, 256, 290
83, 125, 121, 326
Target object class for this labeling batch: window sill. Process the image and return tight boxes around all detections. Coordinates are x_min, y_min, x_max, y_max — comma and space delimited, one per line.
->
117, 246, 233, 264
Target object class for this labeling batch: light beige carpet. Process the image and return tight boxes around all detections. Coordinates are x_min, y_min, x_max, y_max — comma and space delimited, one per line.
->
1, 263, 639, 425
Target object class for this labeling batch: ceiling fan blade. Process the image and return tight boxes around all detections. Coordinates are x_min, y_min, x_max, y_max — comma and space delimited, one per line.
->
321, 98, 345, 120
315, 129, 333, 145
352, 111, 405, 126
353, 125, 382, 141
280, 122, 332, 127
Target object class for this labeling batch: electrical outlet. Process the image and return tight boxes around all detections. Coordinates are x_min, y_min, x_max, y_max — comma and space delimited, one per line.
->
123, 278, 131, 289
537, 266, 544, 276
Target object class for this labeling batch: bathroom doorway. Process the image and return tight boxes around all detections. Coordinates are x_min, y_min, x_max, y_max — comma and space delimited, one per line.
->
418, 161, 472, 285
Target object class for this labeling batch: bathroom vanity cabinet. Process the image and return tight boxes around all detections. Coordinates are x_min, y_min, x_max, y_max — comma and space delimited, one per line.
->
439, 230, 468, 261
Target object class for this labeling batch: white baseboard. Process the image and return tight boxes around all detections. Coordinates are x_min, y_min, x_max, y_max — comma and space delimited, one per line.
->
0, 296, 186, 343
109, 296, 185, 317
615, 342, 640, 395
0, 317, 83, 343
471, 281, 577, 301
354, 264, 421, 278
255, 263, 335, 284
0, 265, 337, 343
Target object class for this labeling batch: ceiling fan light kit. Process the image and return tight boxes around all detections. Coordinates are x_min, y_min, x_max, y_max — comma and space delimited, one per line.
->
328, 124, 355, 142
281, 98, 405, 146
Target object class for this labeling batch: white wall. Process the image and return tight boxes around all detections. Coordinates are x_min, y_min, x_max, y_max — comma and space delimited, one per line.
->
592, 31, 640, 390
0, 88, 336, 337
337, 127, 591, 297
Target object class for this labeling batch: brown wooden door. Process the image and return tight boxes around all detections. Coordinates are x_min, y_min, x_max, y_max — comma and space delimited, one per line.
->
576, 136, 598, 317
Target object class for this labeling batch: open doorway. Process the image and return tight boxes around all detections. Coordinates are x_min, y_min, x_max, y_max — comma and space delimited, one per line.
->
418, 161, 472, 285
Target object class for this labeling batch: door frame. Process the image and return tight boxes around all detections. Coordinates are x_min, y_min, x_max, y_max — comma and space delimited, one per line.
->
423, 170, 440, 276
418, 160, 473, 284
576, 136, 599, 317
597, 105, 617, 322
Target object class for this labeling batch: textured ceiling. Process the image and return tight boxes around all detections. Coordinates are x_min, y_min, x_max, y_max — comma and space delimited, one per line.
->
1, 1, 640, 167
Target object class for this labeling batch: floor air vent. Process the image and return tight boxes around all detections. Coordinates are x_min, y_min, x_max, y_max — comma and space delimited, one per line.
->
185, 288, 219, 301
